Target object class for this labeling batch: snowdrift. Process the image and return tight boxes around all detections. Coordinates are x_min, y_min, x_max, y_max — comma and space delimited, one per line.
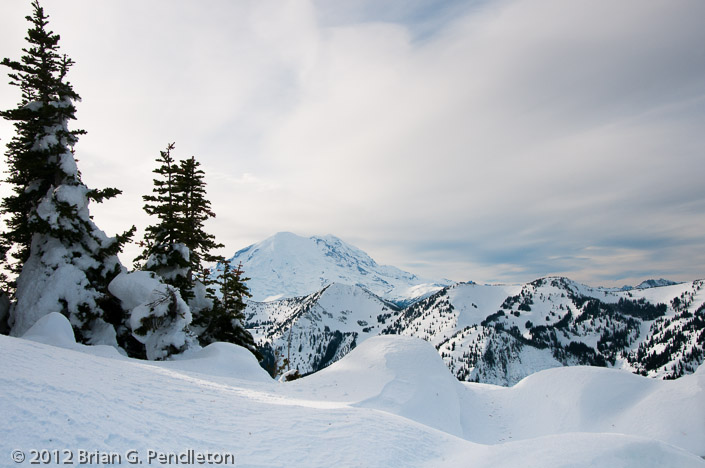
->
1, 327, 703, 467
469, 366, 705, 453
295, 335, 468, 437
22, 312, 127, 360
157, 342, 272, 383
292, 335, 705, 456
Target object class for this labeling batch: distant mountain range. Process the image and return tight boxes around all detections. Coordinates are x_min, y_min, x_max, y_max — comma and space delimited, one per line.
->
224, 232, 452, 305
629, 278, 679, 290
227, 233, 704, 385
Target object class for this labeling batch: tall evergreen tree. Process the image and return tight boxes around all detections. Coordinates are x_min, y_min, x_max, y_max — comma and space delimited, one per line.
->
0, 2, 84, 281
135, 142, 191, 296
175, 156, 224, 285
137, 146, 223, 301
137, 147, 258, 356
1, 1, 134, 342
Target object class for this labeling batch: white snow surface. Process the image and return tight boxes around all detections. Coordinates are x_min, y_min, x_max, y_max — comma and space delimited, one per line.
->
225, 232, 452, 303
2, 319, 704, 468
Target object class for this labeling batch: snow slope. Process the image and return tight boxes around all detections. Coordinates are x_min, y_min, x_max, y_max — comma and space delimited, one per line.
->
247, 283, 398, 374
224, 232, 452, 303
248, 276, 705, 385
2, 315, 704, 467
383, 277, 705, 385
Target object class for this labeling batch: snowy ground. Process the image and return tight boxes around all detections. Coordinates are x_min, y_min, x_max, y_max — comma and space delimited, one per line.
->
2, 313, 704, 468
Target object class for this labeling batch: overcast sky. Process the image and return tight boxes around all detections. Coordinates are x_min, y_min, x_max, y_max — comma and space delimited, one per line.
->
1, 0, 704, 287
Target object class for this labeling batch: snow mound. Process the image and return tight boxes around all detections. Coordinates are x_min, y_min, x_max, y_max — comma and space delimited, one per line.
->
512, 366, 705, 452
300, 335, 466, 437
22, 312, 76, 347
158, 342, 272, 383
449, 432, 705, 468
2, 334, 704, 467
460, 365, 705, 455
21, 312, 126, 359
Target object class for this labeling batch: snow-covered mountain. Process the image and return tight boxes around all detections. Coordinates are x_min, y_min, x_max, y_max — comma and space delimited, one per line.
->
396, 277, 704, 385
609, 278, 680, 291
3, 318, 705, 467
246, 276, 705, 385
225, 232, 453, 304
246, 283, 400, 375
634, 278, 680, 289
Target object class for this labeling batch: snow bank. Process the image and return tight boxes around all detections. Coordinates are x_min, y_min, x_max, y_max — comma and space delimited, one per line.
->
460, 365, 705, 455
158, 342, 272, 383
295, 335, 467, 437
22, 312, 76, 347
1, 333, 704, 467
291, 335, 705, 456
21, 312, 126, 360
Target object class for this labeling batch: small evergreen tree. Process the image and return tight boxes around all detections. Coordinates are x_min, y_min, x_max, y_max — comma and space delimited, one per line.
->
195, 262, 259, 358
130, 282, 197, 360
1, 1, 134, 341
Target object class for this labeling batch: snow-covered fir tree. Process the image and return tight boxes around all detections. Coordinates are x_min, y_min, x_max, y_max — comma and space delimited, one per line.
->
0, 1, 134, 344
135, 144, 258, 357
108, 270, 199, 360
194, 262, 259, 358
130, 281, 196, 360
136, 145, 226, 299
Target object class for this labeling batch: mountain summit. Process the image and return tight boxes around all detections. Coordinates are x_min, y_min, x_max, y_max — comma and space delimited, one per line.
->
225, 232, 452, 303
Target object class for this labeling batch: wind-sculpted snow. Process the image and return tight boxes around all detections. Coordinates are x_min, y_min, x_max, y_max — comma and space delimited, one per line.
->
157, 342, 273, 383
293, 336, 467, 437
1, 326, 704, 467
22, 312, 127, 360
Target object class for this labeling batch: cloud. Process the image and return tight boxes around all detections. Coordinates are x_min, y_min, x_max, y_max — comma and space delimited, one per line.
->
1, 0, 704, 286
256, 0, 705, 285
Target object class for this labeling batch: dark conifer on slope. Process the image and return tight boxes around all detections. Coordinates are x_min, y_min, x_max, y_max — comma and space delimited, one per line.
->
136, 144, 224, 301
0, 1, 83, 281
176, 156, 225, 290
194, 262, 259, 358
0, 1, 134, 343
135, 142, 192, 297
137, 144, 259, 357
